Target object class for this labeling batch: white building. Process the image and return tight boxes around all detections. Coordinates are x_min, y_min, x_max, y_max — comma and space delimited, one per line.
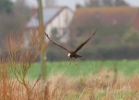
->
24, 6, 74, 48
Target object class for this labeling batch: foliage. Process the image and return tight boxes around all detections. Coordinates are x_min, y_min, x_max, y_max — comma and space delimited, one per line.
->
103, 0, 113, 7
0, 0, 13, 13
115, 0, 129, 6
67, 7, 139, 61
47, 30, 139, 60
44, 0, 56, 6
85, 0, 100, 7
0, 0, 30, 51
51, 27, 60, 40
122, 27, 139, 47
14, 0, 30, 21
85, 0, 129, 7
47, 46, 67, 61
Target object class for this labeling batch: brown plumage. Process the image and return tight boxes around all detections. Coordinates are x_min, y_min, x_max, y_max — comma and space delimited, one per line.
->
45, 30, 97, 59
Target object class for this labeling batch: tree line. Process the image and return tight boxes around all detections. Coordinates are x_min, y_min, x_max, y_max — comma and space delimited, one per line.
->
85, 0, 128, 7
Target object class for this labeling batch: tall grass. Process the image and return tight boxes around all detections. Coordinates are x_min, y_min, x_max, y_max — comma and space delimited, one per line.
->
1, 72, 139, 99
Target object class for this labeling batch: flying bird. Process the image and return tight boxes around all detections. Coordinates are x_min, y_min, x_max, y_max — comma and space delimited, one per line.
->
45, 30, 97, 59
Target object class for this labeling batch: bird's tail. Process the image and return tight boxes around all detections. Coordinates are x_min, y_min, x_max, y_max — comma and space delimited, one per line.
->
75, 54, 83, 59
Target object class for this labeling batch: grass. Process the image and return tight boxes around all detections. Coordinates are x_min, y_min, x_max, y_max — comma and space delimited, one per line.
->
2, 59, 139, 100
27, 59, 139, 78
2, 74, 139, 100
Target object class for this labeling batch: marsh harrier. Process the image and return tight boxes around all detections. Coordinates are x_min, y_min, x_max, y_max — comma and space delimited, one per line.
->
45, 31, 96, 59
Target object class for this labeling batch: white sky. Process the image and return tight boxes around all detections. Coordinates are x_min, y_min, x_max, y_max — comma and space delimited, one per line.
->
25, 0, 139, 10
125, 0, 139, 6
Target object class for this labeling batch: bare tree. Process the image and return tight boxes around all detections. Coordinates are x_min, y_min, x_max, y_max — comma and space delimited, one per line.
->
44, 0, 56, 6
85, 0, 100, 7
85, 0, 129, 7
114, 0, 128, 6
5, 31, 42, 100
102, 0, 113, 6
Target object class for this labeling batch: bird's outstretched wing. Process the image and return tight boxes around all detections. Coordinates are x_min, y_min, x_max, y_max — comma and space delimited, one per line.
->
73, 30, 97, 53
45, 33, 70, 52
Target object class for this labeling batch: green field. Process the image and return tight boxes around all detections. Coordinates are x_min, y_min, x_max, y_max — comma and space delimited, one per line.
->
27, 60, 139, 78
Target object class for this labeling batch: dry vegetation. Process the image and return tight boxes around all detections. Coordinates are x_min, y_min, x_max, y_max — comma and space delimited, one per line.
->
1, 71, 139, 100
0, 31, 139, 100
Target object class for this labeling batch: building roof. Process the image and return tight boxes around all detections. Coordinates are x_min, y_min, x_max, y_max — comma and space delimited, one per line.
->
26, 6, 70, 28
71, 7, 139, 29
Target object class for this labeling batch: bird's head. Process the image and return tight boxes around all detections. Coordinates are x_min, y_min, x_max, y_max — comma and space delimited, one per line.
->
68, 53, 71, 59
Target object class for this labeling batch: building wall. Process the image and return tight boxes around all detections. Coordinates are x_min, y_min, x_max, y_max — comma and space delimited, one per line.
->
24, 7, 74, 48
45, 8, 74, 36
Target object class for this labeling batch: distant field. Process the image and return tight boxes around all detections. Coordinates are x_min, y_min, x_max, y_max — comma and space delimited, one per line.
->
27, 60, 139, 78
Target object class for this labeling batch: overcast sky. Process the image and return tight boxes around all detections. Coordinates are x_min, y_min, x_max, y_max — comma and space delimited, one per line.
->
25, 0, 139, 10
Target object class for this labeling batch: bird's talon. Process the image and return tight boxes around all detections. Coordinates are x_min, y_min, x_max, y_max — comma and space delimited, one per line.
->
69, 61, 71, 65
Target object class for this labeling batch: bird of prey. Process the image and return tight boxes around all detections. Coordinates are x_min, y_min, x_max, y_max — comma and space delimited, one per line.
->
45, 30, 97, 59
